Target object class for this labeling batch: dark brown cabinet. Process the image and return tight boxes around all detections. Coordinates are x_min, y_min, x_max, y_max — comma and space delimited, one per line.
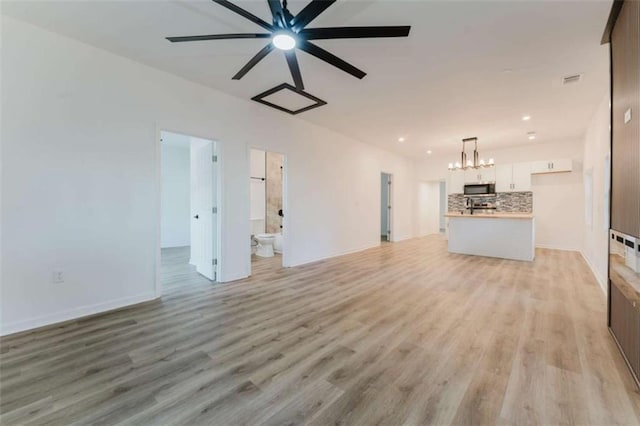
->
610, 0, 640, 238
610, 275, 640, 382
605, 0, 640, 388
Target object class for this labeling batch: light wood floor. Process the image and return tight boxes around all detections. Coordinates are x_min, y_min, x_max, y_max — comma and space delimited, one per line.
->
1, 236, 640, 425
160, 246, 212, 290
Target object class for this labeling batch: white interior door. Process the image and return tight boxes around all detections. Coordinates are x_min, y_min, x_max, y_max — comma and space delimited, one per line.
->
381, 173, 392, 241
386, 177, 392, 241
192, 140, 216, 281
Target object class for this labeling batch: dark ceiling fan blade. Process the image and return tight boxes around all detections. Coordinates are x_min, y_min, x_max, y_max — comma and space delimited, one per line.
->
232, 43, 275, 80
301, 26, 411, 40
298, 40, 366, 79
166, 33, 272, 42
267, 0, 286, 27
212, 0, 274, 31
290, 0, 336, 31
284, 50, 304, 90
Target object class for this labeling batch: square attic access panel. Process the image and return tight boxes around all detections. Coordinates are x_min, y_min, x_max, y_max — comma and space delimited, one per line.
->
252, 83, 327, 115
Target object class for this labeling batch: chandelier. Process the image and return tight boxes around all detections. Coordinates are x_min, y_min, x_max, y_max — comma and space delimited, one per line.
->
448, 137, 494, 170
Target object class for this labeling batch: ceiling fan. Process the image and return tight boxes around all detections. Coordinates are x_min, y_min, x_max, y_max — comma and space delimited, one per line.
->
166, 0, 411, 91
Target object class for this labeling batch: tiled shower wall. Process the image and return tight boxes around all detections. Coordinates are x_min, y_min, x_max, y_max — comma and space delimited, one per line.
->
265, 152, 283, 234
448, 191, 533, 213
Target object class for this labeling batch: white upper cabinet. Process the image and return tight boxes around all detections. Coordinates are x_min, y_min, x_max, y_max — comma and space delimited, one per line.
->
482, 167, 496, 183
495, 162, 532, 192
512, 162, 532, 191
463, 167, 496, 183
447, 170, 465, 194
531, 159, 573, 174
495, 165, 513, 192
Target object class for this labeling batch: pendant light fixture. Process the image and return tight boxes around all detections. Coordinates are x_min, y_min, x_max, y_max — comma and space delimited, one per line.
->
448, 137, 494, 170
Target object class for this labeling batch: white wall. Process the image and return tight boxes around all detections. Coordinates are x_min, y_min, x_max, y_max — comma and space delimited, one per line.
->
0, 17, 417, 335
417, 181, 441, 236
417, 139, 586, 251
160, 142, 190, 248
582, 94, 610, 291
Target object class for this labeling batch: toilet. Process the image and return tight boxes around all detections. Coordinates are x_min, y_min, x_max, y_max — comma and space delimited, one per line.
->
273, 233, 283, 254
255, 234, 276, 257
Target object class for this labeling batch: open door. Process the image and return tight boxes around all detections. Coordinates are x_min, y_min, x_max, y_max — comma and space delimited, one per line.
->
381, 173, 392, 241
191, 139, 217, 281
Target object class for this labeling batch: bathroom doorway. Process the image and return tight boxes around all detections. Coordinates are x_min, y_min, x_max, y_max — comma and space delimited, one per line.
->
158, 130, 220, 294
249, 148, 286, 273
381, 172, 393, 242
439, 180, 447, 234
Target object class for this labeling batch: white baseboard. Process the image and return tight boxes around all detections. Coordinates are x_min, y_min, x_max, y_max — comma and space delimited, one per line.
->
1, 292, 158, 337
535, 244, 581, 252
220, 272, 250, 283
580, 250, 607, 296
288, 243, 380, 268
390, 234, 415, 243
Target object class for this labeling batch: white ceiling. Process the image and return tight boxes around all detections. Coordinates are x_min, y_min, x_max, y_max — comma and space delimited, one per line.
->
2, 0, 612, 158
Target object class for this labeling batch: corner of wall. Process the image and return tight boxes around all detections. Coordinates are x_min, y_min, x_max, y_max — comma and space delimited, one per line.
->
580, 250, 607, 295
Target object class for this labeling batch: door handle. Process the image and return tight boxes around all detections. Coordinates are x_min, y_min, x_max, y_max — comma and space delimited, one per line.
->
193, 214, 199, 219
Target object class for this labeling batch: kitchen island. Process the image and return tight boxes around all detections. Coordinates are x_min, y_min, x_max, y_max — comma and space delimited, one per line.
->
445, 212, 535, 261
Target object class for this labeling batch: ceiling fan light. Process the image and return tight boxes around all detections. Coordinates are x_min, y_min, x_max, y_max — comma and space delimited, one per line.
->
273, 32, 296, 50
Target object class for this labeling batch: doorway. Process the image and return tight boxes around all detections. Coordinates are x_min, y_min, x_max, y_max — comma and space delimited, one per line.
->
249, 148, 285, 273
159, 130, 220, 293
439, 180, 447, 233
381, 172, 392, 242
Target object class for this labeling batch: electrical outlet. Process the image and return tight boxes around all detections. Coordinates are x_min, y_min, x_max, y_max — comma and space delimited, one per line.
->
52, 270, 64, 283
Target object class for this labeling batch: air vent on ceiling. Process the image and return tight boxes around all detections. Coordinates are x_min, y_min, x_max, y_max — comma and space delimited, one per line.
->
563, 74, 583, 85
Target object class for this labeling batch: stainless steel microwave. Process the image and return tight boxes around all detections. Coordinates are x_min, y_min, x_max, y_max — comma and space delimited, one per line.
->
464, 183, 495, 196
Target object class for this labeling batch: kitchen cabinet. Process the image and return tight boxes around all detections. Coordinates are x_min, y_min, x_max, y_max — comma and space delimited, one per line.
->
610, 0, 640, 238
446, 213, 535, 261
463, 167, 495, 183
512, 162, 533, 191
496, 163, 532, 192
495, 165, 512, 193
531, 159, 572, 174
610, 274, 640, 384
605, 0, 640, 389
447, 170, 465, 194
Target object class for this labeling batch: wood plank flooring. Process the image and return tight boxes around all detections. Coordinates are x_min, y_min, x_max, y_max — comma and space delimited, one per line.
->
1, 236, 640, 425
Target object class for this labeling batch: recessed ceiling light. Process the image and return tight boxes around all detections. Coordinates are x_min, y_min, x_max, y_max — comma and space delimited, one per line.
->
272, 32, 296, 51
522, 115, 531, 121
398, 137, 405, 143
527, 131, 536, 140
426, 150, 432, 155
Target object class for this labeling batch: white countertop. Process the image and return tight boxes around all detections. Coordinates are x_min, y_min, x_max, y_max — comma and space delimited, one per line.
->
445, 212, 534, 220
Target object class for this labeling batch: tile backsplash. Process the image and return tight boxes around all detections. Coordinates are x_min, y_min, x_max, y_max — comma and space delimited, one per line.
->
497, 192, 533, 213
448, 191, 533, 213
